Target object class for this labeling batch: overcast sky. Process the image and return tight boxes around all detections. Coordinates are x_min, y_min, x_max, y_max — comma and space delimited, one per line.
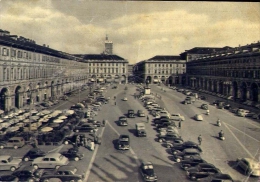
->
0, 1, 259, 64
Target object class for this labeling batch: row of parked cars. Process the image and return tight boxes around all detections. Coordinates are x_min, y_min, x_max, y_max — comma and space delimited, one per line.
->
0, 85, 110, 181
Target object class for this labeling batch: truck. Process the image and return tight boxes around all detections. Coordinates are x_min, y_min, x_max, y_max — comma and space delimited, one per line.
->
128, 109, 135, 118
135, 123, 147, 137
117, 135, 130, 150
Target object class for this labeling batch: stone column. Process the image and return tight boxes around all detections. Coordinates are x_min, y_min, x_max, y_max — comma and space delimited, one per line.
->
246, 87, 250, 100
19, 92, 23, 108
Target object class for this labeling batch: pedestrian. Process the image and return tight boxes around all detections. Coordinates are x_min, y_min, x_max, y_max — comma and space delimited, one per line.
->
102, 119, 106, 127
146, 115, 149, 123
115, 101, 116, 105
198, 135, 202, 145
178, 121, 181, 129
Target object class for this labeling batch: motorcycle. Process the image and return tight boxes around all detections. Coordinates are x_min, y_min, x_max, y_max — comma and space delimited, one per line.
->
217, 120, 221, 127
219, 133, 225, 140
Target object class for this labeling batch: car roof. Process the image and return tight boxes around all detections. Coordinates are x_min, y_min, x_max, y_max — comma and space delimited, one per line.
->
15, 165, 36, 172
198, 163, 215, 168
211, 173, 233, 180
0, 155, 11, 160
190, 155, 203, 160
243, 158, 259, 165
142, 161, 153, 166
45, 153, 62, 158
184, 141, 197, 145
184, 148, 200, 153
57, 165, 77, 171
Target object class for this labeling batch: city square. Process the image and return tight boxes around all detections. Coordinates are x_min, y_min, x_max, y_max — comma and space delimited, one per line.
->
0, 1, 259, 182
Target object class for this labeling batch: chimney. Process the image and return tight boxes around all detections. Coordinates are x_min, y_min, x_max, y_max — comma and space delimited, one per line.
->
43, 44, 46, 47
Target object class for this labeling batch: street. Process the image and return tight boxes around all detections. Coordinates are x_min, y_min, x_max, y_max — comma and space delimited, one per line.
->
0, 84, 259, 182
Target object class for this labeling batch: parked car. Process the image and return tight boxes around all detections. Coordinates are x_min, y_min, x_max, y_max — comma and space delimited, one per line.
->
170, 113, 185, 121
60, 148, 84, 161
0, 155, 22, 171
40, 165, 84, 182
128, 109, 135, 118
194, 114, 203, 121
172, 148, 201, 162
198, 95, 206, 100
180, 155, 207, 170
186, 163, 221, 181
0, 175, 19, 182
199, 173, 234, 182
23, 148, 47, 161
236, 158, 260, 176
63, 134, 86, 145
171, 141, 202, 154
32, 153, 69, 169
157, 133, 182, 143
73, 123, 97, 133
0, 137, 25, 149
164, 138, 184, 148
140, 161, 158, 182
12, 165, 44, 182
87, 119, 101, 127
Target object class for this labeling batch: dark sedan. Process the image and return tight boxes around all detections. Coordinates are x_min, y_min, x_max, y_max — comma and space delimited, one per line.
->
60, 148, 84, 161
12, 166, 44, 182
186, 163, 221, 181
180, 155, 207, 170
73, 124, 97, 133
140, 161, 158, 182
0, 175, 18, 182
199, 173, 234, 182
23, 148, 46, 161
173, 148, 201, 162
171, 141, 202, 154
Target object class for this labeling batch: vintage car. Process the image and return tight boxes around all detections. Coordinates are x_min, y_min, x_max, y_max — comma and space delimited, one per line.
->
73, 123, 97, 133
180, 155, 207, 170
186, 163, 221, 181
40, 165, 84, 182
0, 155, 22, 171
137, 110, 145, 117
199, 173, 234, 182
117, 135, 130, 150
200, 104, 208, 110
23, 148, 47, 161
171, 141, 202, 154
128, 109, 135, 118
140, 161, 158, 182
236, 158, 260, 176
157, 133, 182, 143
63, 134, 86, 145
32, 153, 69, 169
118, 116, 128, 126
194, 114, 203, 121
0, 175, 19, 182
60, 148, 84, 161
172, 148, 201, 162
12, 165, 44, 182
0, 137, 25, 149
164, 138, 184, 148
171, 113, 185, 121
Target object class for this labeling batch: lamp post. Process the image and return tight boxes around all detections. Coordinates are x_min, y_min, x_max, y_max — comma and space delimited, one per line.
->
190, 77, 196, 88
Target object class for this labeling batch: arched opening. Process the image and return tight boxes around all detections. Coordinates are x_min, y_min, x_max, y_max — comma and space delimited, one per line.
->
0, 88, 9, 111
168, 76, 173, 85
251, 83, 258, 102
114, 75, 120, 83
213, 81, 218, 93
153, 76, 159, 84
233, 81, 238, 100
161, 76, 165, 83
121, 75, 127, 84
240, 82, 247, 101
209, 80, 212, 92
15, 86, 22, 108
219, 81, 224, 95
175, 76, 179, 85
51, 81, 55, 99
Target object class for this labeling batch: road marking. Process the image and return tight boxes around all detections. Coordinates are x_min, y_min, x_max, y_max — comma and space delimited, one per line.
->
83, 126, 105, 182
224, 122, 260, 142
106, 121, 140, 165
223, 122, 254, 158
48, 145, 64, 153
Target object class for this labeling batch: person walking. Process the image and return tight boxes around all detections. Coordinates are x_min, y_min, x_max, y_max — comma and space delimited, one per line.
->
178, 121, 181, 129
114, 101, 116, 105
146, 115, 149, 123
198, 135, 202, 145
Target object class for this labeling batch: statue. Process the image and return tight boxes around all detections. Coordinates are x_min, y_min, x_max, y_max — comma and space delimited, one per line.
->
145, 79, 150, 88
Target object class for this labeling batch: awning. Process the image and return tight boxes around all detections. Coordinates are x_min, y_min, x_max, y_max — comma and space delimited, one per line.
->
58, 116, 67, 120
41, 127, 53, 132
53, 119, 64, 123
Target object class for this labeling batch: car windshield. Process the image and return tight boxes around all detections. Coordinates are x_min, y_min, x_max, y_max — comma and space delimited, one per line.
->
144, 164, 153, 169
7, 156, 13, 162
58, 155, 64, 161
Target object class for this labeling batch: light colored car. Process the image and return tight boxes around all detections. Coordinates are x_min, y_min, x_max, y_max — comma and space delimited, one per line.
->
32, 153, 69, 169
171, 113, 185, 121
236, 158, 260, 176
237, 109, 250, 117
137, 110, 145, 117
0, 155, 22, 171
122, 97, 128, 101
194, 114, 203, 121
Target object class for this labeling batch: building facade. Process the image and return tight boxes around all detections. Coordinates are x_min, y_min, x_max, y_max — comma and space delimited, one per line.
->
186, 42, 260, 103
133, 56, 186, 85
74, 54, 128, 84
0, 30, 89, 112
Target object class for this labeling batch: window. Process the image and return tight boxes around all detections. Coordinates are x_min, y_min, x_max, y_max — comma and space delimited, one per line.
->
2, 48, 9, 56
11, 49, 16, 57
183, 64, 185, 67
122, 68, 125, 73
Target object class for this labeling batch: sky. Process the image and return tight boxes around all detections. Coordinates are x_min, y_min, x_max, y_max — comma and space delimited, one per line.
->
0, 1, 259, 64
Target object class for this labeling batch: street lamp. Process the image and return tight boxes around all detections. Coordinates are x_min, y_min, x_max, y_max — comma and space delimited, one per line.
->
190, 77, 196, 88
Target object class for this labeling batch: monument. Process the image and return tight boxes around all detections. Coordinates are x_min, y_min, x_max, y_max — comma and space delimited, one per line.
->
144, 79, 151, 95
